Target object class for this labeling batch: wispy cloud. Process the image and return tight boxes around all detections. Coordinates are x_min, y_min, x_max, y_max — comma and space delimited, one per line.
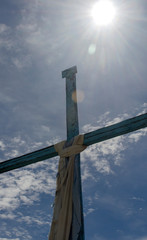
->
17, 214, 50, 226
128, 128, 147, 143
0, 21, 31, 69
0, 166, 56, 211
0, 92, 15, 104
0, 213, 17, 220
0, 23, 10, 34
0, 134, 61, 162
11, 55, 32, 70
0, 141, 6, 151
0, 159, 56, 238
90, 235, 147, 240
0, 107, 146, 239
0, 224, 33, 239
0, 238, 19, 240
81, 106, 147, 176
14, 1, 65, 66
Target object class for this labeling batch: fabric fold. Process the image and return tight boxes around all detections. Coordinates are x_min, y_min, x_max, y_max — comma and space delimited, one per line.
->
49, 135, 86, 240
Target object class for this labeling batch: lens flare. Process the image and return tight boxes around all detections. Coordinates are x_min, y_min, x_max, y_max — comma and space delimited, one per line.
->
72, 90, 85, 103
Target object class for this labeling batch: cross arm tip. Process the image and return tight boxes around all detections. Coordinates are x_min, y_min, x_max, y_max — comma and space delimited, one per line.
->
62, 66, 77, 78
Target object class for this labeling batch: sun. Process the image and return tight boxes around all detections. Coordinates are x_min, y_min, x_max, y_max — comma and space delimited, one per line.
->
91, 0, 116, 26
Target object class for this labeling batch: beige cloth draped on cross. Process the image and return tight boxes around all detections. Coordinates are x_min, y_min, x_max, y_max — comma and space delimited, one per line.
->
49, 135, 87, 240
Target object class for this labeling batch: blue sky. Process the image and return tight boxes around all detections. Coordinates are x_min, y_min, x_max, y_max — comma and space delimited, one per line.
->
0, 0, 147, 239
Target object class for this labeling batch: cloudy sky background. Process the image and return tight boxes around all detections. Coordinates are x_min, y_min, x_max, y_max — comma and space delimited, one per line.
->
0, 0, 147, 239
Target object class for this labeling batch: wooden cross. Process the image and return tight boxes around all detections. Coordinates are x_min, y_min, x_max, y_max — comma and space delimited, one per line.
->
0, 66, 147, 239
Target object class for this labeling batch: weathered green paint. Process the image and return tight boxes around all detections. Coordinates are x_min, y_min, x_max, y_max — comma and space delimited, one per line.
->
0, 113, 147, 174
0, 145, 57, 173
84, 112, 147, 146
62, 66, 84, 240
62, 66, 79, 140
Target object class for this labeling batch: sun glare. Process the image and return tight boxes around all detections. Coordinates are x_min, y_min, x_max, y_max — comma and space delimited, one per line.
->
91, 0, 116, 26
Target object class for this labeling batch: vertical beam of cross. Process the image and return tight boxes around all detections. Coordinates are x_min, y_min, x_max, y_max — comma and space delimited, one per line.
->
62, 66, 84, 240
62, 66, 79, 140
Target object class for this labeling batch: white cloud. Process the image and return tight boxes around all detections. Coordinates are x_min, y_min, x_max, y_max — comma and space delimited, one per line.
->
11, 137, 25, 145
0, 24, 10, 34
0, 1, 64, 68
5, 150, 20, 158
81, 108, 147, 175
128, 128, 147, 143
1, 135, 48, 161
130, 196, 145, 202
143, 103, 147, 108
0, 164, 57, 212
30, 141, 43, 149
16, 23, 37, 33
139, 238, 147, 240
0, 157, 55, 237
13, 1, 67, 66
81, 164, 94, 181
41, 125, 50, 133
0, 141, 6, 151
105, 115, 128, 126
0, 239, 19, 240
0, 26, 14, 51
0, 23, 32, 69
82, 123, 99, 133
0, 213, 16, 220
0, 225, 32, 239
86, 208, 95, 215
0, 107, 146, 237
81, 136, 125, 175
121, 237, 147, 240
12, 55, 32, 70
1, 136, 27, 161
82, 112, 130, 133
17, 214, 50, 226
0, 92, 15, 104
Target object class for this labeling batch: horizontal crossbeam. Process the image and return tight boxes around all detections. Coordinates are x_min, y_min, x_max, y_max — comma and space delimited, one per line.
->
84, 113, 147, 146
0, 113, 147, 174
